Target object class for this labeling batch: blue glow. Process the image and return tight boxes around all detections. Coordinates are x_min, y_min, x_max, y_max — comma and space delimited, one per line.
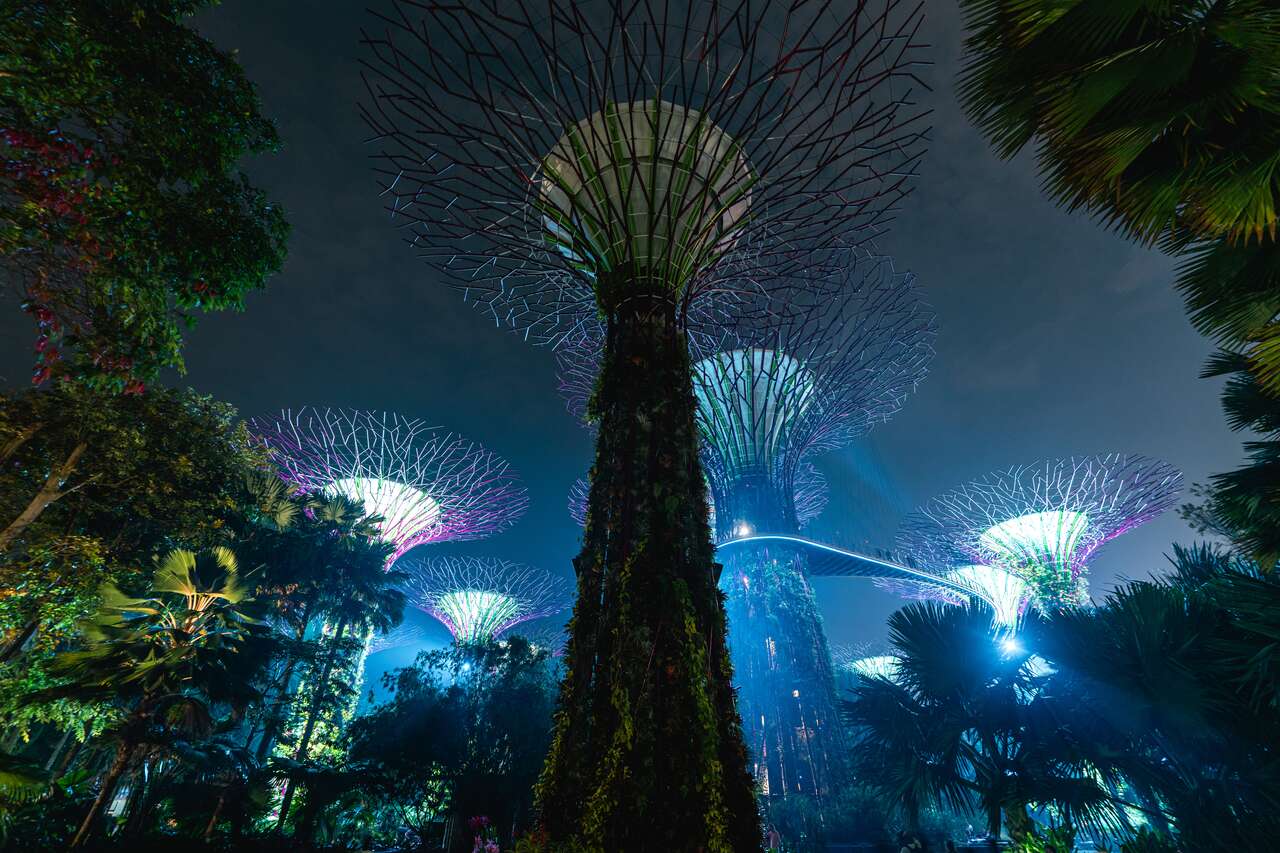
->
850, 655, 900, 680
946, 565, 1028, 627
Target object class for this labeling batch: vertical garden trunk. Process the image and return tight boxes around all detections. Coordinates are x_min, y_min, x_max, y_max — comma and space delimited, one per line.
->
721, 544, 847, 801
537, 291, 760, 852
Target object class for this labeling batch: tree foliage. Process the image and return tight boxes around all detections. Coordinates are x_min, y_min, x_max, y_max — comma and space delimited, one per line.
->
0, 0, 289, 391
846, 602, 1124, 845
958, 0, 1280, 395
849, 544, 1280, 852
0, 384, 266, 668
348, 637, 558, 851
28, 545, 272, 847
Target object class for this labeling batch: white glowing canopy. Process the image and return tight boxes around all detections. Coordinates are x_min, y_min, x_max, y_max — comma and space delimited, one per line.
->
693, 348, 816, 473
540, 99, 752, 282
945, 565, 1029, 628
979, 510, 1088, 572
325, 476, 442, 547
436, 589, 521, 645
850, 655, 900, 681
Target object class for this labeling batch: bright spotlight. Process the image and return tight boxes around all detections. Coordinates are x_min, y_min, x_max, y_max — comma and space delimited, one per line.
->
734, 522, 754, 538
1000, 637, 1023, 656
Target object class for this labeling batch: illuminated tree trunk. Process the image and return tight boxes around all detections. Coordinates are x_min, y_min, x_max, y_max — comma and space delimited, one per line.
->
538, 291, 760, 851
277, 614, 348, 830
71, 741, 133, 848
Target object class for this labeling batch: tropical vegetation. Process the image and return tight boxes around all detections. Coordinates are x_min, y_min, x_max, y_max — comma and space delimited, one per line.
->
846, 543, 1280, 852
1, 0, 288, 392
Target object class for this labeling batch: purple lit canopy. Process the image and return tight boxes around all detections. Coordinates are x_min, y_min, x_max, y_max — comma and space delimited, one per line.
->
251, 408, 528, 566
898, 454, 1183, 604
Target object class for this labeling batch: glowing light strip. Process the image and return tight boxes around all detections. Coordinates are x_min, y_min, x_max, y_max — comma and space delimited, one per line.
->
715, 534, 996, 608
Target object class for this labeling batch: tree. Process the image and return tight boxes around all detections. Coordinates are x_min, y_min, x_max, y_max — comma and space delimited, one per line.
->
272, 500, 402, 830
1030, 545, 1280, 853
845, 602, 1123, 845
957, 1, 1280, 395
1, 0, 288, 391
0, 385, 266, 667
25, 546, 270, 847
348, 637, 559, 852
1181, 352, 1280, 568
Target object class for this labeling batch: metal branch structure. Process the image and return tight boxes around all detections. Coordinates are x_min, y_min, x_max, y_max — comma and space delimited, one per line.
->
399, 556, 573, 645
511, 620, 570, 658
829, 643, 899, 690
887, 530, 1030, 628
899, 455, 1184, 606
692, 253, 934, 539
251, 409, 528, 566
368, 622, 432, 655
360, 1, 929, 843
361, 0, 929, 345
559, 250, 934, 539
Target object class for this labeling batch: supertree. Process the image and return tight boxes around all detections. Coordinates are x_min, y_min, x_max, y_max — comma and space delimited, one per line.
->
360, 0, 928, 842
829, 643, 900, 691
251, 408, 528, 567
557, 252, 935, 800
399, 557, 572, 645
886, 532, 1030, 628
368, 622, 432, 656
898, 455, 1183, 606
249, 408, 526, 808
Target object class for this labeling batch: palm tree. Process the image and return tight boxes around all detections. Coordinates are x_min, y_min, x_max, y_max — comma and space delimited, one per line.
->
1188, 352, 1280, 568
957, 1, 1280, 393
846, 601, 1123, 843
0, 752, 47, 842
1031, 545, 1280, 852
28, 546, 266, 847
274, 498, 402, 830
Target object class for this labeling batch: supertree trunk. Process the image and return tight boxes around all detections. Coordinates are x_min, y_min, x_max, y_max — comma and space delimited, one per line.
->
539, 290, 759, 851
721, 544, 847, 801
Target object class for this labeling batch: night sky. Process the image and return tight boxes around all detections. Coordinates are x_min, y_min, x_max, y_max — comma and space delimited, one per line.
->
0, 2, 1246, 672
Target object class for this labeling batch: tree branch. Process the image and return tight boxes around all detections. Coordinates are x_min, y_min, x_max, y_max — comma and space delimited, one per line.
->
0, 441, 89, 553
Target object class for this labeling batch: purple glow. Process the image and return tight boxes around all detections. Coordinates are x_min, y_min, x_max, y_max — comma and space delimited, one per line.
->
251, 409, 528, 566
898, 454, 1182, 603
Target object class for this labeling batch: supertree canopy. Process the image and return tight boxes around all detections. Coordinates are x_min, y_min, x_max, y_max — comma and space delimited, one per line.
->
251, 409, 528, 566
361, 0, 928, 345
887, 531, 1030, 628
368, 622, 431, 656
899, 454, 1183, 605
360, 1, 928, 844
558, 251, 933, 540
691, 254, 935, 540
830, 644, 900, 690
399, 557, 572, 646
